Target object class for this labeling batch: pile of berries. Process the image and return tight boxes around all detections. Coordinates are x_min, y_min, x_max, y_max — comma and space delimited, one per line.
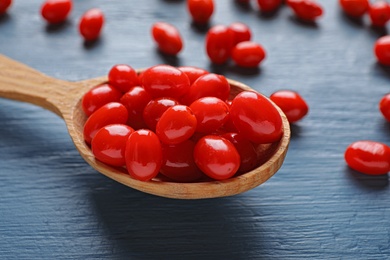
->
82, 64, 289, 182
3, 0, 389, 177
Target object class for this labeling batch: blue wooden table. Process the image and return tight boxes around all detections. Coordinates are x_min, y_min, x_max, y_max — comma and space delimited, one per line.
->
1, 1, 389, 259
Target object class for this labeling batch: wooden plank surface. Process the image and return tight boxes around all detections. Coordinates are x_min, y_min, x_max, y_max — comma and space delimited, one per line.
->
1, 0, 389, 259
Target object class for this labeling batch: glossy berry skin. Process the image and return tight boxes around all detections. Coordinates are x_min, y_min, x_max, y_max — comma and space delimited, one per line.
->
270, 90, 309, 123
82, 83, 122, 117
91, 124, 134, 167
79, 8, 104, 41
374, 36, 390, 66
345, 141, 390, 175
230, 91, 283, 144
205, 25, 234, 64
120, 86, 152, 129
182, 73, 230, 105
187, 0, 214, 25
151, 22, 183, 55
339, 0, 369, 17
232, 41, 266, 68
142, 65, 191, 99
379, 93, 390, 121
143, 97, 179, 131
194, 135, 240, 180
178, 66, 209, 85
0, 0, 12, 14
221, 101, 238, 132
83, 102, 128, 144
228, 22, 252, 46
108, 64, 140, 93
125, 129, 162, 181
160, 140, 203, 182
41, 0, 72, 24
156, 105, 197, 145
257, 0, 282, 12
369, 1, 390, 27
286, 0, 323, 21
189, 97, 229, 133
221, 133, 258, 173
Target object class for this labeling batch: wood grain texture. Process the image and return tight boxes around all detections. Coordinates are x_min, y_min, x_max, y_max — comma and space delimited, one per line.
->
0, 0, 389, 259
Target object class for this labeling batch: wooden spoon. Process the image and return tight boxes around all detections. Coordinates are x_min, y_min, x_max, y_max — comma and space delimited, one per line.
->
0, 54, 290, 199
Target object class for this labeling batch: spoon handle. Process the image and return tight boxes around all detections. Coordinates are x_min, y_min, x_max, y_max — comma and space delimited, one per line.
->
0, 54, 73, 117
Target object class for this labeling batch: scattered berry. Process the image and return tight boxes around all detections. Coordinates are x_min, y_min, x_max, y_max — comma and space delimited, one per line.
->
374, 35, 390, 66
369, 1, 390, 27
345, 141, 390, 175
379, 93, 390, 121
231, 41, 266, 68
339, 0, 369, 17
187, 0, 214, 25
79, 8, 104, 41
286, 0, 323, 22
151, 22, 183, 55
270, 90, 309, 123
41, 0, 72, 24
205, 25, 234, 64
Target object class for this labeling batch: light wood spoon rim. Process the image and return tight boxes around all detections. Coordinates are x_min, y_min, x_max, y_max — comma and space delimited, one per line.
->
0, 54, 290, 199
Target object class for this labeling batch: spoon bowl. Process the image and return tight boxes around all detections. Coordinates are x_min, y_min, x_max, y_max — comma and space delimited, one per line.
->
0, 54, 290, 199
